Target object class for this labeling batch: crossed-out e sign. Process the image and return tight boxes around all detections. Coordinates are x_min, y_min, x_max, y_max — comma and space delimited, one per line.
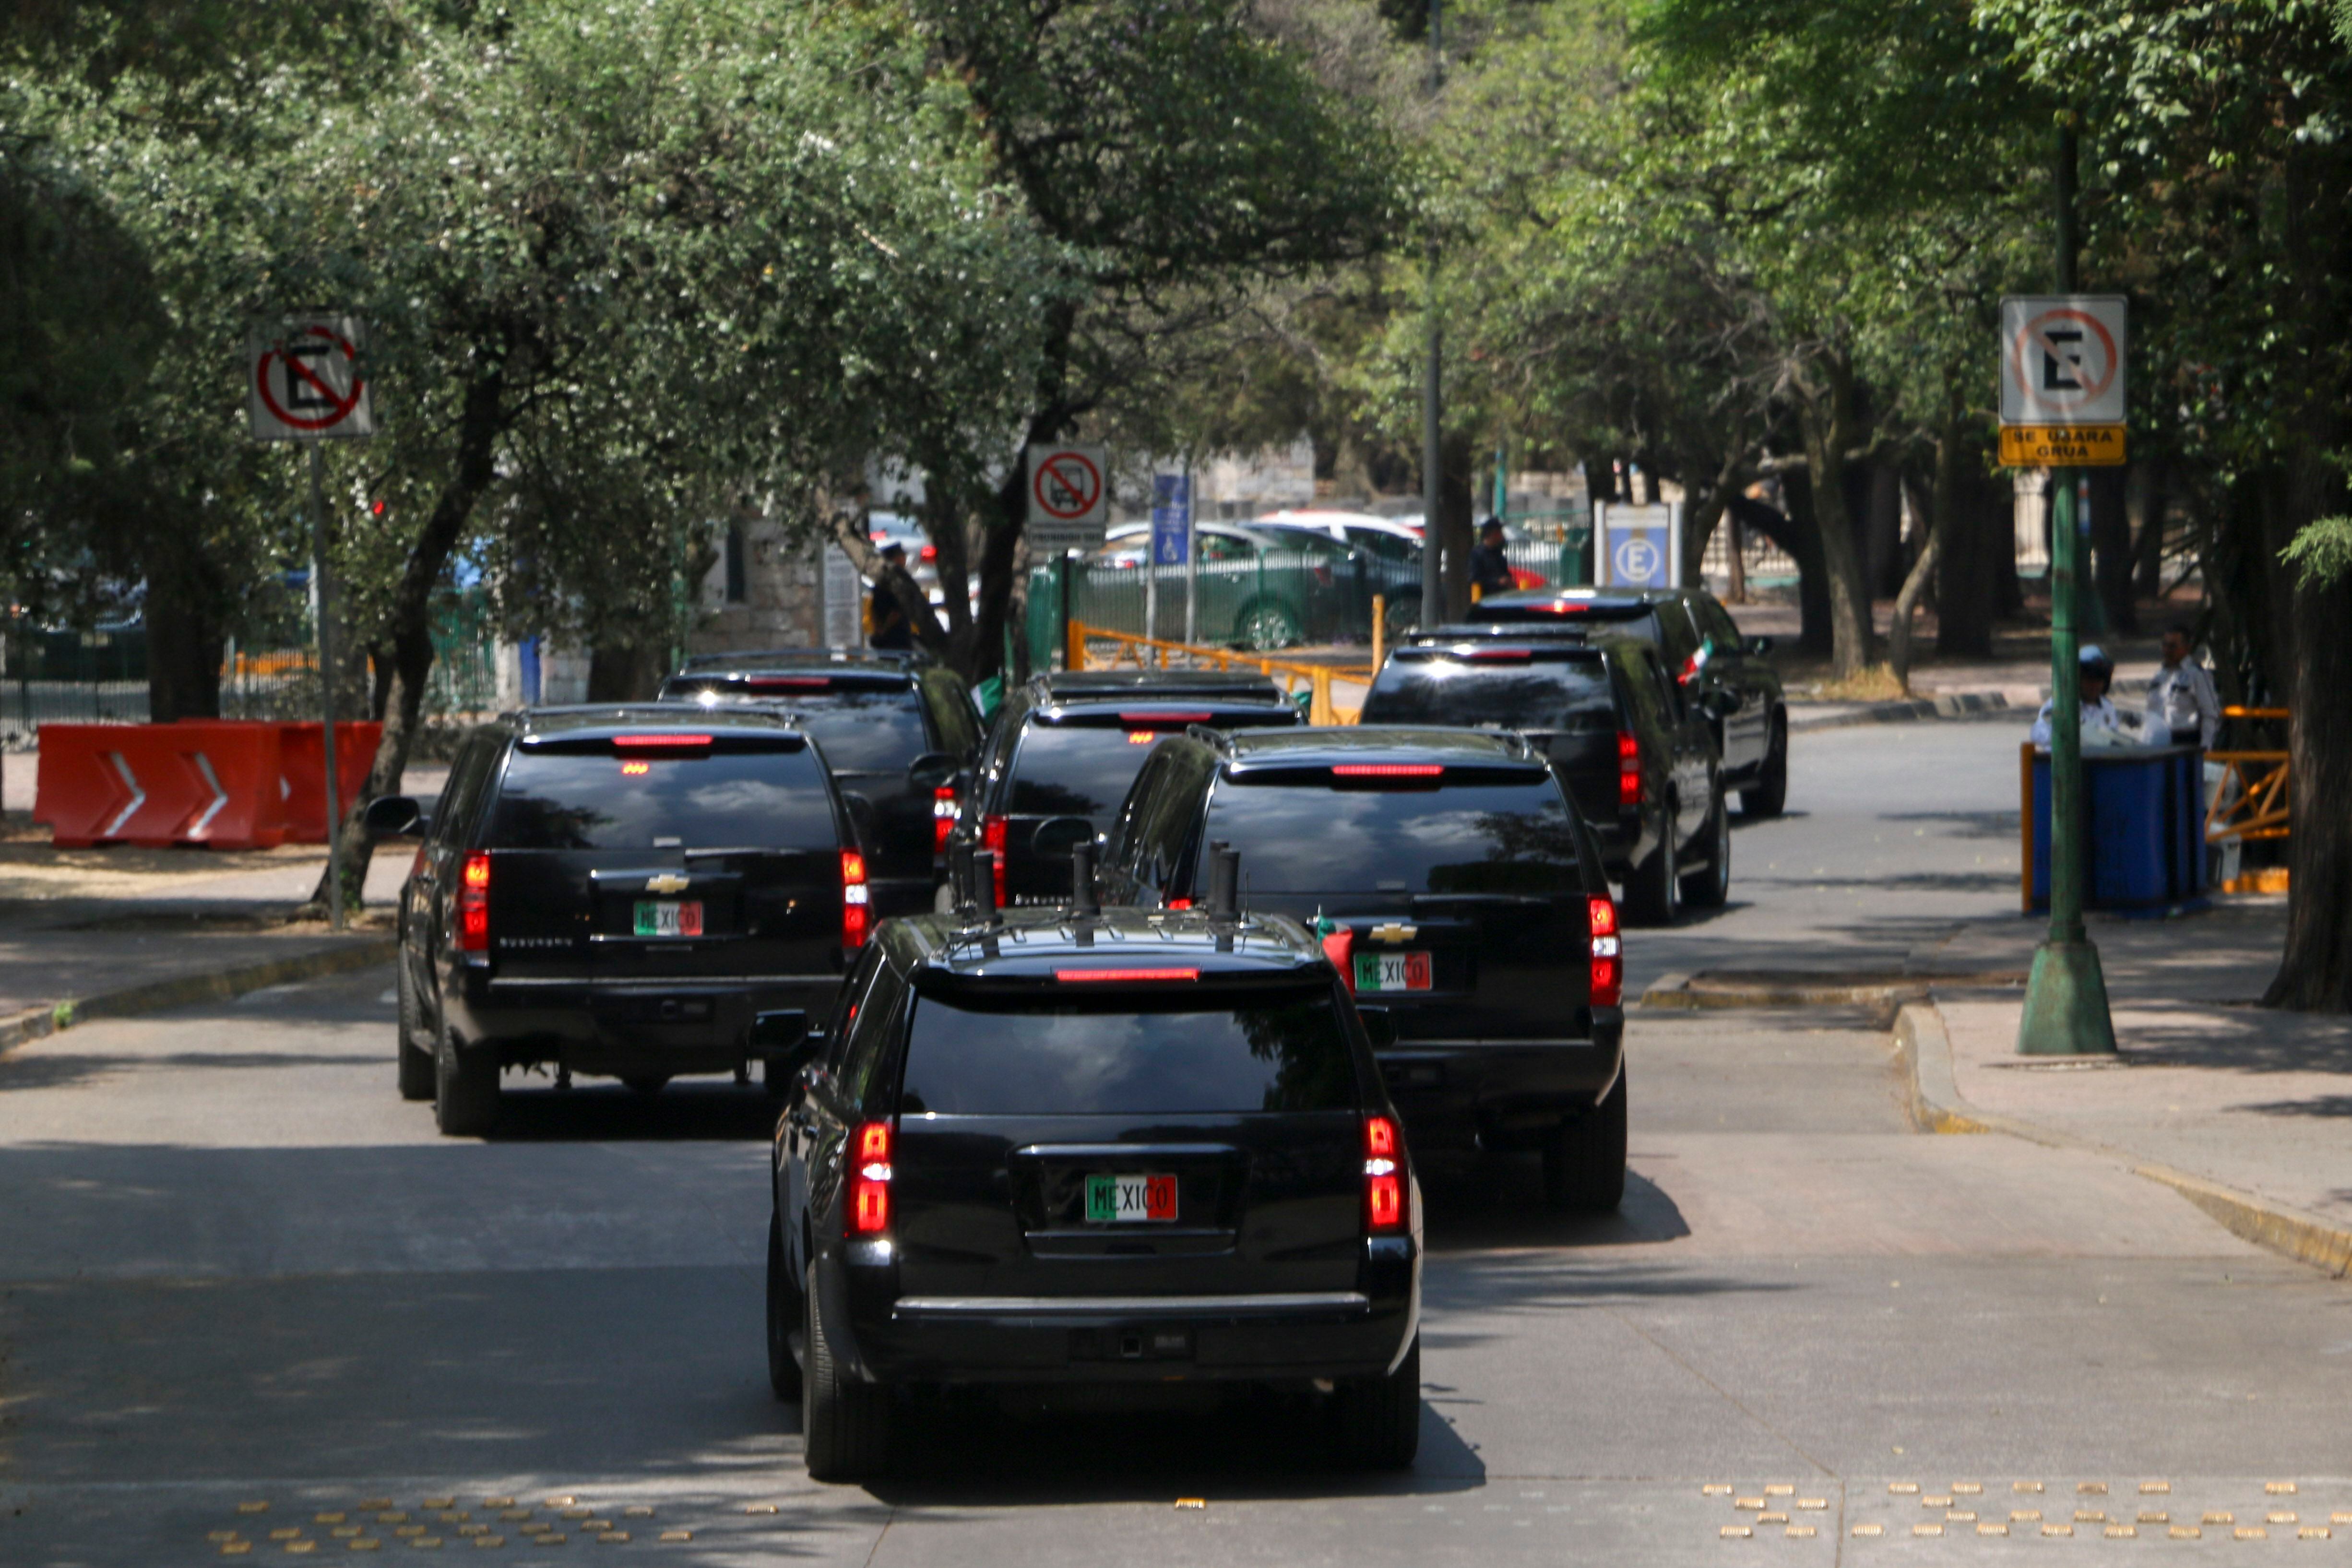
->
247, 316, 375, 441
1999, 296, 2125, 465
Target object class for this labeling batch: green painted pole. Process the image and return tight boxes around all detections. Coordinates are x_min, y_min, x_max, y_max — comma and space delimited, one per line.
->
2017, 110, 2116, 1057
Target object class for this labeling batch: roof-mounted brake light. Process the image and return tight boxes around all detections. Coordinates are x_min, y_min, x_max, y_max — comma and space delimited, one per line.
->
1054, 967, 1203, 984
612, 734, 713, 749
1332, 763, 1443, 778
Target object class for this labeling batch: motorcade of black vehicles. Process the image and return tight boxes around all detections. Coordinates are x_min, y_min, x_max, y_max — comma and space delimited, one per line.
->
1361, 630, 1728, 926
1469, 586, 1787, 816
766, 858, 1424, 1480
952, 669, 1304, 910
660, 651, 984, 918
1097, 725, 1628, 1209
364, 705, 864, 1135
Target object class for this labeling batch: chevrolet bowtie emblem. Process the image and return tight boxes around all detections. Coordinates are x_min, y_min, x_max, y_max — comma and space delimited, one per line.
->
1368, 923, 1418, 943
644, 874, 691, 895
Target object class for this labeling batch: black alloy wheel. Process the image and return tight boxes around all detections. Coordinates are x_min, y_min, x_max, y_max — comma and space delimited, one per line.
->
396, 954, 435, 1102
1330, 1335, 1422, 1469
1741, 713, 1788, 818
766, 1210, 803, 1402
1542, 1069, 1628, 1213
433, 1023, 501, 1137
802, 1259, 891, 1480
1622, 801, 1679, 927
1680, 788, 1731, 910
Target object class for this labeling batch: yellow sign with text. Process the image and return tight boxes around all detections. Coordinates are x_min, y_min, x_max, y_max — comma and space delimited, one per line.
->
1998, 424, 2126, 467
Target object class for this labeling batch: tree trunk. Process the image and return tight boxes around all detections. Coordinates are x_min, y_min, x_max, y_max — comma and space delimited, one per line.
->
145, 523, 223, 722
2090, 465, 2135, 634
304, 368, 505, 915
2128, 457, 2168, 602
1888, 530, 1939, 695
1864, 462, 1903, 598
1440, 430, 1475, 622
585, 640, 664, 701
1679, 441, 1747, 589
964, 300, 1081, 685
1748, 480, 1831, 654
1793, 354, 1874, 677
1929, 401, 1995, 658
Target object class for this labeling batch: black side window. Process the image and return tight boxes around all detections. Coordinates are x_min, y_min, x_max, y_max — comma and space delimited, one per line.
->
1644, 651, 1686, 724
1697, 596, 1742, 649
1106, 751, 1164, 873
925, 673, 981, 757
435, 736, 502, 847
824, 946, 888, 1075
1141, 747, 1213, 890
1652, 605, 1699, 668
836, 962, 903, 1111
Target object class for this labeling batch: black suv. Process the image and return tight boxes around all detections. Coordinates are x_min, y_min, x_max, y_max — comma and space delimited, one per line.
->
1098, 726, 1627, 1207
954, 670, 1303, 909
368, 706, 863, 1135
660, 650, 983, 917
1470, 586, 1786, 815
1361, 630, 1729, 926
766, 900, 1423, 1479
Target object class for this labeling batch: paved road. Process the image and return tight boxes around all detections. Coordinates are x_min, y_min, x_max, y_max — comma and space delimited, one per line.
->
6, 715, 2350, 1568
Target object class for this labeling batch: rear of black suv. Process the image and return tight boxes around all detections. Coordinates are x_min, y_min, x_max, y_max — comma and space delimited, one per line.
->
1099, 727, 1627, 1209
379, 706, 860, 1134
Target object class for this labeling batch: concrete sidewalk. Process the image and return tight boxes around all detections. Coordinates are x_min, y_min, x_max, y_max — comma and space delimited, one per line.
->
1912, 898, 2352, 1270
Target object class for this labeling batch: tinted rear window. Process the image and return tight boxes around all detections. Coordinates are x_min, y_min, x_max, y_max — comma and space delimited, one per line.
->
899, 987, 1357, 1115
664, 680, 929, 772
1362, 656, 1618, 733
1204, 779, 1587, 896
487, 748, 835, 850
1008, 726, 1172, 817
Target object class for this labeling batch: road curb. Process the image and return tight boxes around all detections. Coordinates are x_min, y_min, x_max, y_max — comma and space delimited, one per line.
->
1894, 997, 2352, 1277
1789, 691, 2010, 734
0, 935, 396, 1064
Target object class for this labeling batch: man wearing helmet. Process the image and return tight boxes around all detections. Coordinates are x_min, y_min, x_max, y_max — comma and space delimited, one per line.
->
2031, 644, 2134, 747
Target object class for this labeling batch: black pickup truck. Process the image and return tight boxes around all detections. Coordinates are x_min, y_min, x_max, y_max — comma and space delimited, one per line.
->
368, 705, 859, 1134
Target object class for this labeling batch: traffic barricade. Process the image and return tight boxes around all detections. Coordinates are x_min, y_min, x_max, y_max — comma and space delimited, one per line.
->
276, 721, 381, 843
2020, 742, 2207, 915
36, 721, 289, 850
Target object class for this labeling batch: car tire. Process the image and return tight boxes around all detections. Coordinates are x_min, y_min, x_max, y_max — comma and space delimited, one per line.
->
433, 1023, 501, 1138
1680, 789, 1730, 910
1621, 804, 1678, 927
1235, 597, 1301, 652
1543, 1070, 1627, 1213
802, 1258, 891, 1480
1741, 713, 1788, 818
1331, 1334, 1421, 1470
396, 955, 435, 1103
766, 1210, 803, 1403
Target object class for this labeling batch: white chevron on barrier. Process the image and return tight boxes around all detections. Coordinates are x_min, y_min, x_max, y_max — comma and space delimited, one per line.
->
100, 752, 147, 838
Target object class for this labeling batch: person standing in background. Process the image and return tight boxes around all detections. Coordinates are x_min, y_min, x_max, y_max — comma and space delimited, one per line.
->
2145, 628, 2221, 749
869, 542, 914, 651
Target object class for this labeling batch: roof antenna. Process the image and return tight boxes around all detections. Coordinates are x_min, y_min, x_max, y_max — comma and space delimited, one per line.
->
948, 839, 975, 918
1207, 842, 1240, 920
1069, 839, 1100, 917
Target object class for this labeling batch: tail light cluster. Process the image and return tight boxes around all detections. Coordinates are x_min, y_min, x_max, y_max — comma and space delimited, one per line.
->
1588, 895, 1622, 1008
1616, 732, 1642, 806
933, 786, 957, 852
848, 1120, 892, 1235
841, 849, 869, 949
1364, 1115, 1406, 1234
982, 815, 1008, 907
458, 852, 491, 952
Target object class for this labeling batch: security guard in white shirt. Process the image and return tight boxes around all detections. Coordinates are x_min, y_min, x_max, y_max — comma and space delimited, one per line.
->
2145, 628, 2221, 749
2031, 645, 2133, 747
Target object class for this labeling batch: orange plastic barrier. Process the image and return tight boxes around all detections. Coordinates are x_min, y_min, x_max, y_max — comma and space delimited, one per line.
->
37, 722, 289, 850
277, 722, 382, 843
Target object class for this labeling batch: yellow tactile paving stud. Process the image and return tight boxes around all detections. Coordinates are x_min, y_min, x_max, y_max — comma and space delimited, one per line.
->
594, 1532, 629, 1545
1786, 1525, 1817, 1539
1721, 1524, 1752, 1539
2171, 1526, 2203, 1540
2013, 1481, 2043, 1494
2206, 1511, 2236, 1526
241, 1504, 273, 1516
2079, 1483, 2109, 1496
1758, 1512, 1789, 1526
221, 1546, 254, 1558
317, 1515, 348, 1526
1977, 1522, 2007, 1536
544, 1498, 576, 1509
480, 1499, 514, 1510
1952, 1482, 1984, 1496
1924, 1494, 1953, 1509
2106, 1526, 2137, 1539
1734, 1497, 1767, 1512
422, 1500, 454, 1511
1702, 1485, 1733, 1496
2010, 1509, 2042, 1523
350, 1542, 381, 1553
622, 1507, 654, 1520
1888, 1482, 1920, 1496
1795, 1498, 1828, 1511
271, 1529, 304, 1542
359, 1502, 393, 1513
471, 1538, 503, 1550
2075, 1509, 2106, 1523
1851, 1524, 1884, 1538
2141, 1482, 2171, 1495
2269, 1512, 2299, 1525
1947, 1511, 1977, 1523
2268, 1483, 2299, 1496
1763, 1484, 1795, 1497
2235, 1527, 2269, 1541
657, 1531, 691, 1544
2302, 1528, 2333, 1541
2140, 1512, 2170, 1524
1912, 1524, 1943, 1537
2041, 1523, 2073, 1538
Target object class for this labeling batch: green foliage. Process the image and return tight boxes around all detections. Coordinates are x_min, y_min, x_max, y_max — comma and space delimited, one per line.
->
2283, 516, 2352, 589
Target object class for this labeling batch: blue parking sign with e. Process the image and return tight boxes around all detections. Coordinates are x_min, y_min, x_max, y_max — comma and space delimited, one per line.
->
1612, 532, 1666, 586
1151, 474, 1191, 566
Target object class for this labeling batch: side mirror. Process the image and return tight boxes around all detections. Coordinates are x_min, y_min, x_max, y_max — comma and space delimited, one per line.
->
1701, 689, 1738, 719
363, 795, 424, 841
750, 1010, 818, 1072
1356, 1005, 1398, 1049
1031, 816, 1096, 858
1746, 635, 1775, 657
908, 750, 957, 790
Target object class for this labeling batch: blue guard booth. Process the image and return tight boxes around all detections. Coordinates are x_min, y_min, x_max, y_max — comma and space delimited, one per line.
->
2024, 743, 2208, 915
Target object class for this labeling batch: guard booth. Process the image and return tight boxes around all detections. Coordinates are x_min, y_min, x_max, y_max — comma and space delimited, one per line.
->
2021, 743, 2207, 915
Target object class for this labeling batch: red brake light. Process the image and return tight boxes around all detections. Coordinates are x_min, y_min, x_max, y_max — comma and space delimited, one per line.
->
849, 1120, 892, 1235
1127, 731, 1156, 744
612, 733, 713, 749
459, 852, 491, 953
841, 848, 869, 949
1589, 895, 1622, 1008
1053, 967, 1203, 983
1617, 732, 1642, 807
1332, 763, 1443, 778
1165, 897, 1193, 911
1364, 1115, 1405, 1234
919, 543, 937, 562
933, 785, 957, 852
983, 815, 1008, 906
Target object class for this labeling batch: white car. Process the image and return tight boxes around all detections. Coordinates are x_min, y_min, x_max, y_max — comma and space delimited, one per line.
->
1247, 509, 1425, 563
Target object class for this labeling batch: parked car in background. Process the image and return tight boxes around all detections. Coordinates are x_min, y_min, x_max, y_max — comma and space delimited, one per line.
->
1099, 725, 1628, 1210
954, 670, 1302, 908
1083, 520, 1420, 649
766, 906, 1424, 1478
1360, 629, 1728, 926
368, 705, 860, 1134
1469, 586, 1787, 815
660, 650, 983, 917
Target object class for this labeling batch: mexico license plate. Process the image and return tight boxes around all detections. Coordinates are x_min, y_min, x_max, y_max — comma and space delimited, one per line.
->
1354, 950, 1433, 992
1085, 1173, 1177, 1224
633, 900, 703, 937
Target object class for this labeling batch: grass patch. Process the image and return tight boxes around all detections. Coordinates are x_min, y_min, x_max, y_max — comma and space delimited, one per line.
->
1804, 662, 1908, 702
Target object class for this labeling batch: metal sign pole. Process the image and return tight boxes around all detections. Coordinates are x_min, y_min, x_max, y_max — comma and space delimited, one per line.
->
1183, 456, 1198, 648
310, 444, 346, 933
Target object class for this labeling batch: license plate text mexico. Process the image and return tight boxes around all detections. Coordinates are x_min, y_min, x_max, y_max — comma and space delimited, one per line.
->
1355, 951, 1433, 992
1086, 1174, 1177, 1223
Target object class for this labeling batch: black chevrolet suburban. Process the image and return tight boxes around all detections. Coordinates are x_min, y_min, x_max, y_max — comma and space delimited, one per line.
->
767, 896, 1422, 1479
368, 706, 861, 1135
1098, 726, 1627, 1209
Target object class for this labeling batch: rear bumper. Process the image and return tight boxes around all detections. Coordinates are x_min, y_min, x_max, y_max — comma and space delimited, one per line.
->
1376, 1025, 1624, 1152
447, 970, 841, 1077
826, 1237, 1419, 1387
